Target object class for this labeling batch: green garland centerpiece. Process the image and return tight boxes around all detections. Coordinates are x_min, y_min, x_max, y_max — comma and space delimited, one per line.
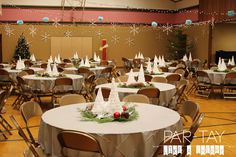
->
118, 82, 153, 88
80, 102, 138, 123
144, 71, 164, 75
35, 72, 65, 78
214, 69, 229, 73
79, 80, 139, 123
35, 62, 65, 77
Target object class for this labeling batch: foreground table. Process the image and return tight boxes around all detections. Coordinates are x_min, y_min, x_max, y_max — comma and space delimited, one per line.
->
38, 103, 182, 157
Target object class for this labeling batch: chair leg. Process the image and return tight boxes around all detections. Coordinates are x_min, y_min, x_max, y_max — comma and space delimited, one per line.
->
0, 128, 7, 139
0, 121, 12, 135
0, 115, 12, 129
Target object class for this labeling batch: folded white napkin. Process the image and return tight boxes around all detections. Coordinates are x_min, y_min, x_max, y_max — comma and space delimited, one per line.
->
80, 58, 85, 66
57, 54, 61, 63
189, 53, 192, 62
46, 61, 52, 74
138, 64, 145, 83
97, 56, 101, 62
84, 56, 90, 67
217, 57, 222, 70
49, 56, 53, 63
219, 59, 227, 71
153, 61, 160, 73
92, 87, 107, 114
127, 69, 136, 83
93, 52, 97, 61
232, 56, 235, 66
159, 56, 166, 67
228, 59, 232, 65
52, 63, 59, 76
135, 54, 138, 59
158, 56, 161, 63
183, 54, 188, 62
74, 52, 79, 59
140, 53, 144, 59
146, 59, 152, 73
16, 60, 20, 70
107, 78, 122, 113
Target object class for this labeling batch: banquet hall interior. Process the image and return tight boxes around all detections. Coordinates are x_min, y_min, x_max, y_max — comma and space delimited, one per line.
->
0, 0, 236, 156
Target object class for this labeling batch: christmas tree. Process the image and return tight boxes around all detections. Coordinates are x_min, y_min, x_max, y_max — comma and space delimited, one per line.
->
13, 34, 30, 60
167, 29, 189, 60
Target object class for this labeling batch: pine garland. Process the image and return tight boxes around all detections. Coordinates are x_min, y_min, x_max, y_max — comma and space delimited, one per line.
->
79, 103, 139, 123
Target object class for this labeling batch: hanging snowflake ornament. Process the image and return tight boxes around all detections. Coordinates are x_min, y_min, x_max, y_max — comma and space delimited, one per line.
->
126, 37, 134, 47
41, 33, 50, 42
89, 19, 97, 28
129, 24, 140, 36
29, 26, 37, 37
162, 23, 173, 35
111, 35, 120, 45
4, 24, 14, 37
64, 30, 72, 37
52, 18, 61, 27
96, 30, 103, 38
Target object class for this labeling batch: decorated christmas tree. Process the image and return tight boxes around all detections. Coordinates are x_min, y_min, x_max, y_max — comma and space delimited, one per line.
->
167, 29, 189, 60
13, 34, 30, 60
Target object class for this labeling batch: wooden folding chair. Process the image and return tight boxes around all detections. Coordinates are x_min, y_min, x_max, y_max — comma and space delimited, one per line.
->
122, 94, 150, 104
137, 87, 160, 105
10, 115, 47, 157
58, 130, 105, 157
20, 101, 43, 147
59, 94, 86, 106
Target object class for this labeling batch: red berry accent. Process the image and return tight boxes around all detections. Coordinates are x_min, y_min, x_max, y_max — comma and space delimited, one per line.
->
122, 106, 127, 111
113, 112, 120, 119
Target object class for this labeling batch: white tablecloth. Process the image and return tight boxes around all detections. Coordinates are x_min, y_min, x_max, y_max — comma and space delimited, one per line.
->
64, 66, 106, 75
38, 103, 182, 157
23, 74, 83, 92
96, 82, 176, 107
203, 70, 227, 85
126, 72, 174, 78
3, 67, 44, 81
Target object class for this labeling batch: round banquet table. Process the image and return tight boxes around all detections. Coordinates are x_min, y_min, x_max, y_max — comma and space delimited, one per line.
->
126, 72, 174, 78
203, 70, 230, 85
64, 66, 106, 75
38, 103, 182, 157
96, 82, 176, 107
3, 67, 44, 81
22, 74, 83, 92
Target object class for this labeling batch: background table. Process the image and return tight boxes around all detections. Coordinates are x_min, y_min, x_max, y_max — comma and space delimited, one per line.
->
64, 66, 106, 76
126, 72, 174, 78
39, 103, 182, 157
203, 70, 228, 85
96, 82, 176, 107
3, 67, 44, 81
23, 74, 83, 92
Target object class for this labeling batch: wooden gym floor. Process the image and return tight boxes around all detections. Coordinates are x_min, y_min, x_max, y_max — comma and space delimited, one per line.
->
0, 93, 236, 157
